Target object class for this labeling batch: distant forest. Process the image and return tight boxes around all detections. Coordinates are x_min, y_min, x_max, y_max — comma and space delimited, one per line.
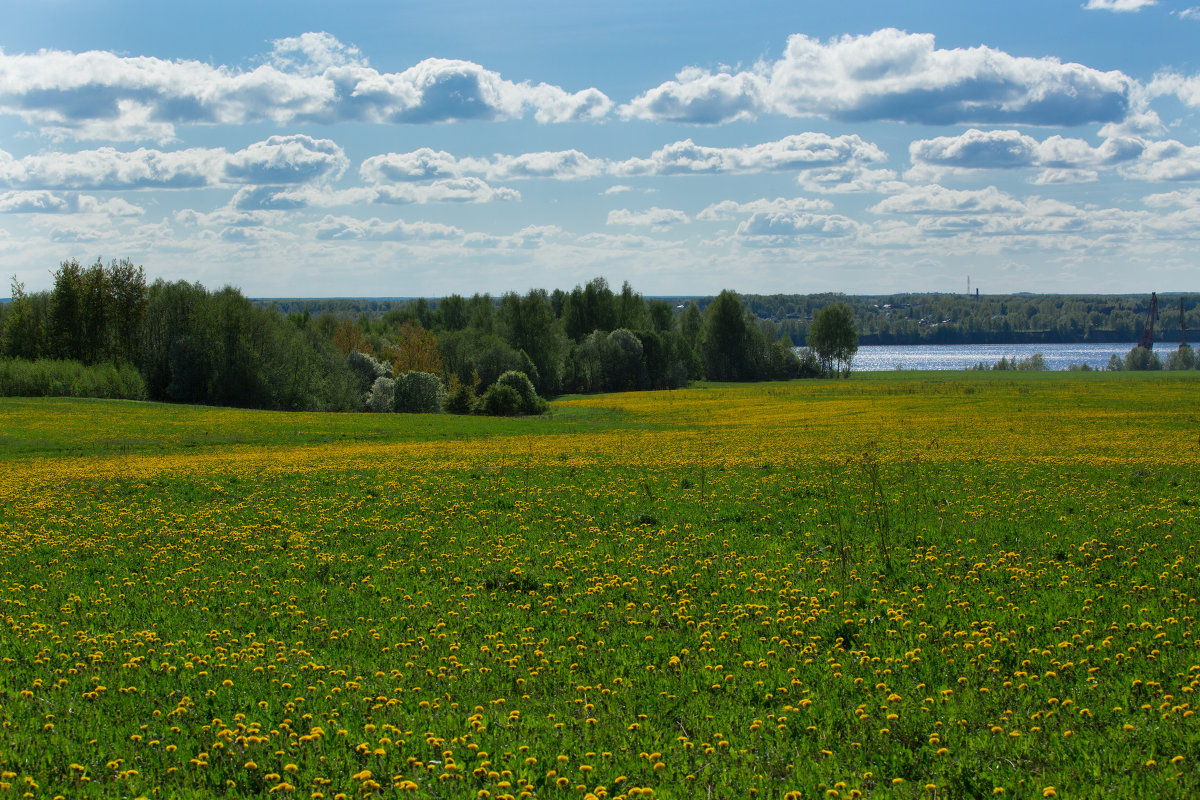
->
2, 259, 1194, 412
264, 290, 1198, 347
0, 262, 807, 411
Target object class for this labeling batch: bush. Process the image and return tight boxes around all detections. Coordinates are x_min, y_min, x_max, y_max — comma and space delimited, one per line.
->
1164, 344, 1196, 371
442, 374, 476, 414
474, 383, 523, 416
795, 347, 822, 378
1105, 353, 1124, 372
1015, 353, 1046, 371
394, 371, 446, 413
1123, 346, 1162, 371
365, 376, 395, 412
0, 358, 147, 400
347, 350, 391, 395
496, 370, 546, 413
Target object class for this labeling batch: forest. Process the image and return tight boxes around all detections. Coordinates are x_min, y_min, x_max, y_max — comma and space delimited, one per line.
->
2, 258, 1194, 412
0, 260, 811, 412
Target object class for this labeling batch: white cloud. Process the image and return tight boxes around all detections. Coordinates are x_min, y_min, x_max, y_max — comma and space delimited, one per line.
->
360, 134, 885, 186
871, 185, 1028, 215
1143, 188, 1200, 207
614, 133, 885, 177
0, 145, 225, 190
697, 196, 833, 221
232, 177, 519, 210
313, 215, 464, 242
619, 66, 767, 123
904, 128, 1198, 184
623, 29, 1133, 126
223, 135, 347, 184
0, 189, 141, 215
736, 211, 859, 238
1181, 7, 1200, 20
1083, 0, 1156, 11
603, 185, 634, 195
0, 34, 613, 141
606, 206, 690, 230
796, 166, 907, 194
1148, 72, 1200, 110
1117, 140, 1200, 181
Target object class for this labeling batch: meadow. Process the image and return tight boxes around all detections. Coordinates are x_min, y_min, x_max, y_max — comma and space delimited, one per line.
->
1, 371, 1198, 799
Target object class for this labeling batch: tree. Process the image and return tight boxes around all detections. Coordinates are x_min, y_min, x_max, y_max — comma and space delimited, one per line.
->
808, 302, 858, 377
698, 290, 751, 381
390, 320, 444, 377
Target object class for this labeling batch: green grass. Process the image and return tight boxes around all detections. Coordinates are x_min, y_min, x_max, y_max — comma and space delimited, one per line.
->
0, 372, 1198, 799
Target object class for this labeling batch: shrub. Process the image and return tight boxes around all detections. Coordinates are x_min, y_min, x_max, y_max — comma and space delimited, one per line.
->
1105, 353, 1124, 372
1015, 353, 1046, 371
495, 370, 546, 413
0, 358, 147, 400
1123, 346, 1162, 371
474, 382, 523, 416
394, 371, 445, 414
347, 350, 391, 395
1164, 344, 1196, 371
443, 374, 476, 414
365, 376, 395, 412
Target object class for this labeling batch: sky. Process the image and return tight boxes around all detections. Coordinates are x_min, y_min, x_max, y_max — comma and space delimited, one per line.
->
2, 0, 1200, 298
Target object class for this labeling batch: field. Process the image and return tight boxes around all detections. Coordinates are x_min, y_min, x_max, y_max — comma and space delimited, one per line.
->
1, 371, 1198, 799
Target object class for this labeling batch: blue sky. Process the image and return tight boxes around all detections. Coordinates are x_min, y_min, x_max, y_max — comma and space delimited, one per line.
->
3, 0, 1200, 297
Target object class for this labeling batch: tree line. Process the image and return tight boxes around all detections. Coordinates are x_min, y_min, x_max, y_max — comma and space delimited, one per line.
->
740, 291, 1198, 346
1, 262, 858, 411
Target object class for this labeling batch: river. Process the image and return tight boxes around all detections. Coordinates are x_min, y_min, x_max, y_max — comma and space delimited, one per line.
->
845, 342, 1177, 372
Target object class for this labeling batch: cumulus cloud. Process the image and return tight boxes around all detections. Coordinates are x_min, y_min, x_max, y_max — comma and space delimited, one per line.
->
1117, 140, 1200, 181
223, 135, 347, 184
313, 215, 464, 242
1181, 7, 1200, 20
871, 185, 1028, 215
906, 128, 1166, 183
232, 177, 519, 210
796, 166, 907, 194
614, 134, 886, 177
0, 136, 356, 194
1083, 0, 1156, 11
623, 29, 1133, 126
606, 206, 690, 230
0, 146, 225, 190
0, 34, 612, 141
0, 189, 143, 215
360, 147, 605, 183
463, 224, 561, 249
1148, 72, 1200, 110
360, 134, 884, 186
736, 211, 859, 238
697, 196, 833, 221
619, 67, 767, 123
1143, 188, 1200, 207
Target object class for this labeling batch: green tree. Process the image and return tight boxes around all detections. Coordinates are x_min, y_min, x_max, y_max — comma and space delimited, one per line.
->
3, 277, 45, 360
808, 302, 858, 377
698, 290, 751, 381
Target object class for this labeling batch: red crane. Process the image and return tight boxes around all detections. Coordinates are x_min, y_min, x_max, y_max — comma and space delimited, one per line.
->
1138, 292, 1158, 350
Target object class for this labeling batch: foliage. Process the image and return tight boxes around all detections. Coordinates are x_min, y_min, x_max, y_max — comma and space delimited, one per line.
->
495, 369, 546, 414
389, 320, 444, 377
473, 381, 523, 416
442, 373, 477, 414
1124, 345, 1163, 371
365, 375, 395, 412
393, 370, 446, 414
0, 357, 147, 399
346, 349, 391, 398
1164, 343, 1196, 370
807, 302, 859, 377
